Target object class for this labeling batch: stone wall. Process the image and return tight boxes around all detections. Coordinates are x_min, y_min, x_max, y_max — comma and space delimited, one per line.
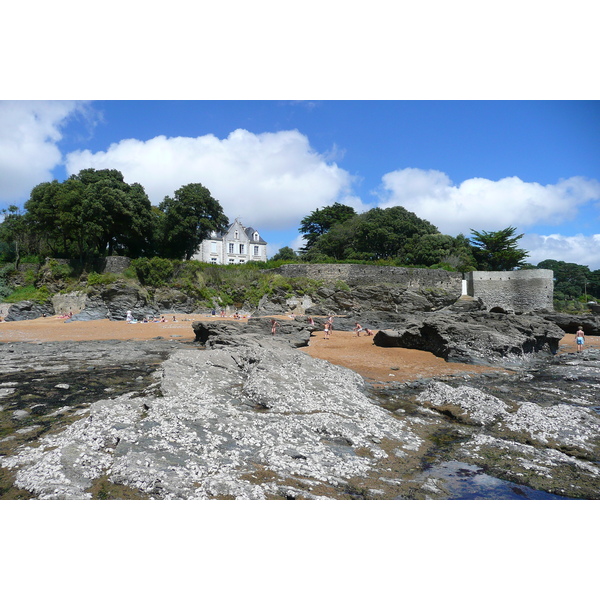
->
273, 264, 463, 292
102, 256, 132, 274
466, 269, 554, 312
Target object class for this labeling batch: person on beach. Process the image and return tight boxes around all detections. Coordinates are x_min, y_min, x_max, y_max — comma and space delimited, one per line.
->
324, 322, 331, 339
354, 322, 364, 336
575, 326, 585, 353
126, 310, 133, 323
271, 319, 279, 335
327, 315, 334, 335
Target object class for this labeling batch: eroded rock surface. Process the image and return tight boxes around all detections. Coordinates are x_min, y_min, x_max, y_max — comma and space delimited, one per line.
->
373, 312, 565, 366
2, 335, 598, 500
1, 344, 424, 499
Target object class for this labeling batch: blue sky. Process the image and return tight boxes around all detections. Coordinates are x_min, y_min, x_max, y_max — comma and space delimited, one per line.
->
2, 100, 599, 268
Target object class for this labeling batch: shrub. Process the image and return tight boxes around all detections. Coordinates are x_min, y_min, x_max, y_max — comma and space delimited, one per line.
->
132, 257, 175, 287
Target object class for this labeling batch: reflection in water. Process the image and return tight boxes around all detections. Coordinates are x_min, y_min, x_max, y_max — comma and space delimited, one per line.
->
421, 461, 571, 500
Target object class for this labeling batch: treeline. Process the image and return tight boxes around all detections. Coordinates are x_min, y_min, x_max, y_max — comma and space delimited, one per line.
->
275, 202, 529, 272
2, 172, 599, 309
0, 169, 228, 265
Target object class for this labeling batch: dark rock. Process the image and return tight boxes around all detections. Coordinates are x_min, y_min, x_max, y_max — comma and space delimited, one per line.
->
192, 317, 312, 349
542, 312, 600, 335
4, 301, 54, 321
373, 312, 565, 365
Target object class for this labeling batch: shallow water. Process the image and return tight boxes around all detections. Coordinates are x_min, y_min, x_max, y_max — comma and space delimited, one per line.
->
421, 461, 572, 500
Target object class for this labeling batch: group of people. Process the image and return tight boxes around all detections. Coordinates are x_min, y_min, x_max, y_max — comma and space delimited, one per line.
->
126, 310, 173, 324
270, 314, 375, 340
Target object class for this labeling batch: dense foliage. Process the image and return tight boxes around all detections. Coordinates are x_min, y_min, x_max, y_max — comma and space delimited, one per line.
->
469, 226, 529, 271
0, 170, 228, 264
301, 205, 477, 271
158, 183, 229, 260
299, 202, 357, 252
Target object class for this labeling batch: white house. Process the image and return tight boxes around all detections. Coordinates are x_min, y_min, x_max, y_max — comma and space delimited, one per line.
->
192, 218, 268, 264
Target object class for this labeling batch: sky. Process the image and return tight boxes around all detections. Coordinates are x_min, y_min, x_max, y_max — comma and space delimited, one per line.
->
1, 100, 599, 268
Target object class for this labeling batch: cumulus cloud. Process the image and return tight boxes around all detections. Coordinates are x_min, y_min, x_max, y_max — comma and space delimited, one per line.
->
0, 101, 87, 205
376, 168, 600, 236
65, 129, 354, 231
523, 233, 600, 271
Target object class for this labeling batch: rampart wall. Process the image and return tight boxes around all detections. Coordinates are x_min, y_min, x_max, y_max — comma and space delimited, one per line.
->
275, 264, 554, 313
466, 269, 554, 312
274, 264, 463, 292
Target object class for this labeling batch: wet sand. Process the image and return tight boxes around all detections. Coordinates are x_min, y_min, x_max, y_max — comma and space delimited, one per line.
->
1, 314, 598, 384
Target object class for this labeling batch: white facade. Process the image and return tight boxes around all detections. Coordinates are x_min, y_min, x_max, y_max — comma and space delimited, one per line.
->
192, 218, 268, 264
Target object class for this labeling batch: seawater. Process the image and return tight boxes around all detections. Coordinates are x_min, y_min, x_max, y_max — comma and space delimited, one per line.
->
422, 461, 572, 500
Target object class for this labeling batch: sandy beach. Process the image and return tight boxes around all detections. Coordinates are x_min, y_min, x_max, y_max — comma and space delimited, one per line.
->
1, 314, 598, 383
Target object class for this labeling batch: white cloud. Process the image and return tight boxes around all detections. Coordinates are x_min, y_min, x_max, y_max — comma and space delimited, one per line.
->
376, 168, 600, 236
0, 101, 86, 205
65, 129, 353, 231
523, 233, 600, 271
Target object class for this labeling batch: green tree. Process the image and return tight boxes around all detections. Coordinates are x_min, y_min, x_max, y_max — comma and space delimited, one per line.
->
536, 259, 595, 299
271, 246, 298, 261
24, 169, 156, 261
0, 205, 30, 267
406, 233, 477, 270
159, 183, 229, 260
299, 202, 357, 252
469, 226, 529, 271
305, 206, 439, 262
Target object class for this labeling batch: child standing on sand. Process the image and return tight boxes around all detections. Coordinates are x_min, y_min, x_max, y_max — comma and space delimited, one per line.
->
575, 326, 585, 353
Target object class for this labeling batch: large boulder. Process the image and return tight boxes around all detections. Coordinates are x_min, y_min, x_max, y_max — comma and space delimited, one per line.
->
542, 312, 600, 336
3, 300, 54, 321
192, 316, 312, 349
373, 312, 565, 365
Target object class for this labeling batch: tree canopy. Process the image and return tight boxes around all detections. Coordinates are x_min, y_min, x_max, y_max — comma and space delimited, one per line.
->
537, 259, 600, 300
158, 183, 229, 260
23, 169, 157, 261
299, 202, 357, 252
469, 226, 529, 271
0, 170, 229, 264
303, 205, 442, 263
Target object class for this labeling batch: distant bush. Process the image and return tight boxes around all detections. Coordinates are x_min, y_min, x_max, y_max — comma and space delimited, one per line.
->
2, 284, 51, 304
132, 257, 175, 288
87, 271, 119, 286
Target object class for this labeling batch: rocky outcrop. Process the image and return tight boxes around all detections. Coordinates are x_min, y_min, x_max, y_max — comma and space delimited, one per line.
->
542, 312, 600, 335
372, 312, 565, 365
255, 284, 459, 316
3, 300, 54, 321
192, 317, 313, 349
1, 344, 424, 500
2, 339, 599, 499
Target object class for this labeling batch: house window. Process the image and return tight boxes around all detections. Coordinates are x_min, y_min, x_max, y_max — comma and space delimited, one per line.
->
228, 243, 234, 253
234, 231, 239, 239
239, 244, 245, 254
228, 258, 235, 264
210, 258, 218, 264
211, 242, 217, 253
239, 259, 245, 264
253, 245, 259, 256
254, 232, 259, 241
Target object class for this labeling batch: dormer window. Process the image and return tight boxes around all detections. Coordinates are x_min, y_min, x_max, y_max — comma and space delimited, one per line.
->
254, 232, 259, 241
